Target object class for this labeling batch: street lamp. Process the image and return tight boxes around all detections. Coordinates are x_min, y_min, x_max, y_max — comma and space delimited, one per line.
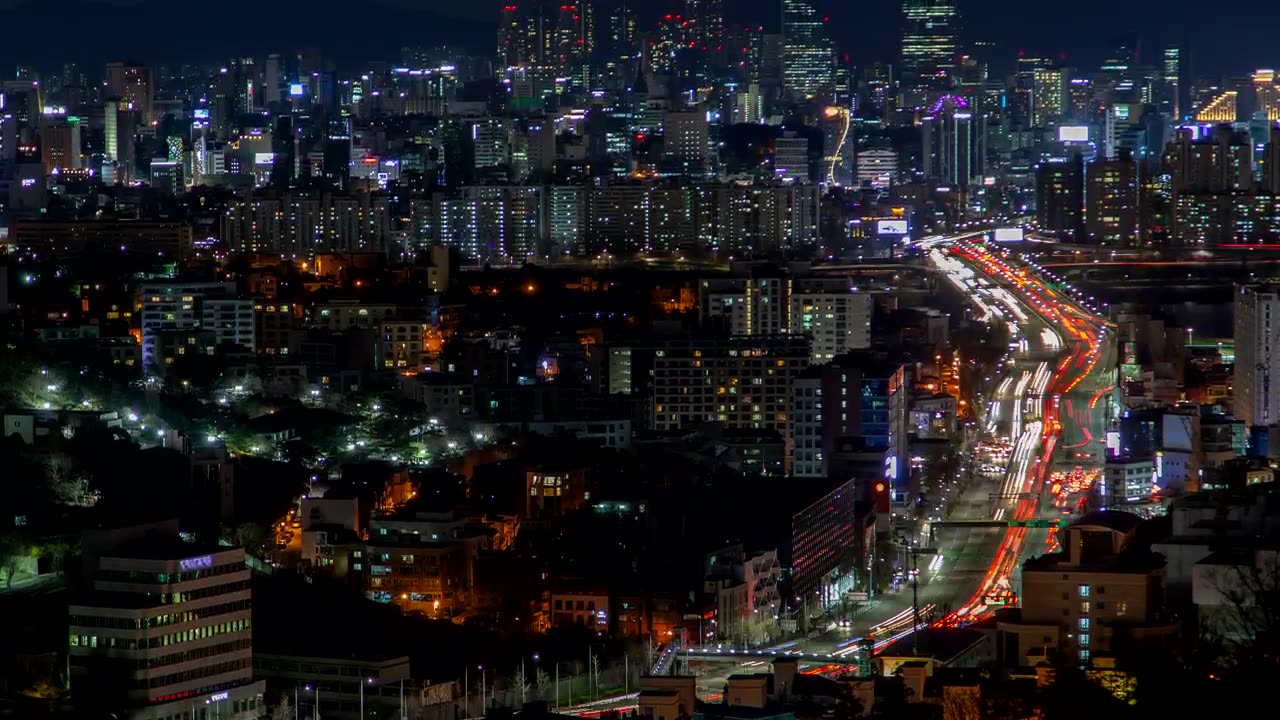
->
361, 676, 374, 719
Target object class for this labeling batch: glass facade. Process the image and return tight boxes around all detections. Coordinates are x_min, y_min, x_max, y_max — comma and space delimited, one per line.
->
901, 0, 959, 86
782, 0, 835, 100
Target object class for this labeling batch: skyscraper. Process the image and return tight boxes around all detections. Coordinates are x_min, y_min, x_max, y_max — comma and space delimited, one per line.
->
781, 0, 835, 100
1162, 44, 1189, 120
901, 0, 959, 88
105, 61, 153, 126
685, 0, 726, 79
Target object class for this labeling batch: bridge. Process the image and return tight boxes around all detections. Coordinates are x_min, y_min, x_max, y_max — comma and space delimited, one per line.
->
927, 518, 1064, 543
679, 646, 862, 666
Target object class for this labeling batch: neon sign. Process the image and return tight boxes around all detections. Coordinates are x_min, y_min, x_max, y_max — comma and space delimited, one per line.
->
180, 555, 213, 571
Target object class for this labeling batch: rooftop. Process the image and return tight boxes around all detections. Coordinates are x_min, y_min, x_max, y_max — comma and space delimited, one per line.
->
1070, 510, 1144, 535
104, 534, 232, 563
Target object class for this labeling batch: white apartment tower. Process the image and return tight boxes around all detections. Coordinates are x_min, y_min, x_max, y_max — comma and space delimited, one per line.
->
1234, 284, 1280, 427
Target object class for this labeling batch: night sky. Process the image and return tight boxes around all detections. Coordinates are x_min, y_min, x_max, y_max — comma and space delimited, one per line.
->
0, 0, 1266, 77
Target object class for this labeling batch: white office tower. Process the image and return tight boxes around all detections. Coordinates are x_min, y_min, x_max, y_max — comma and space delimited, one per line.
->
69, 522, 264, 719
1234, 284, 1280, 427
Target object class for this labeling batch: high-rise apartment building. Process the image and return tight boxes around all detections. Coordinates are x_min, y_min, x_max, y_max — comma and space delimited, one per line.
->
69, 521, 264, 719
1035, 155, 1084, 241
792, 354, 911, 484
901, 0, 959, 88
699, 271, 872, 364
1085, 150, 1139, 245
1234, 284, 1280, 428
781, 0, 835, 100
651, 335, 811, 434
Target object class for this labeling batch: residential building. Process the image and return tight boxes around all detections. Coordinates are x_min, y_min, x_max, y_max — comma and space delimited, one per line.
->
650, 335, 810, 434
138, 282, 254, 372
1085, 150, 1139, 245
999, 511, 1174, 666
1234, 284, 1280, 428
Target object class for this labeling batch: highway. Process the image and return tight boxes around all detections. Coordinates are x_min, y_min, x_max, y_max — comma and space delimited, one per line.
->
928, 236, 1111, 624
561, 234, 1114, 715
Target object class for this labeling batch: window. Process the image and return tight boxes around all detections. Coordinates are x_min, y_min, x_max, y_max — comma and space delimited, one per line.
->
1080, 649, 1090, 662
1115, 601, 1127, 617
1079, 618, 1090, 630
1078, 584, 1090, 598
1081, 601, 1090, 613
1079, 634, 1090, 647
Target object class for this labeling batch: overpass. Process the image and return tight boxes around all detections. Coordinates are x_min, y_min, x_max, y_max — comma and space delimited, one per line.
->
679, 646, 863, 666
927, 518, 1063, 543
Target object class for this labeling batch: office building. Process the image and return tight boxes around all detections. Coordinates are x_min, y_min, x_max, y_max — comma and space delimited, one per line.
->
857, 148, 897, 189
921, 100, 983, 190
791, 477, 860, 608
1161, 44, 1189, 120
38, 116, 82, 174
651, 335, 810, 434
138, 282, 255, 372
1032, 68, 1066, 126
254, 653, 411, 720
1035, 155, 1084, 241
781, 0, 835, 100
1234, 284, 1280, 428
662, 109, 711, 177
69, 521, 264, 719
7, 219, 192, 258
901, 0, 959, 88
263, 54, 282, 106
774, 131, 811, 183
105, 61, 154, 126
1085, 150, 1139, 245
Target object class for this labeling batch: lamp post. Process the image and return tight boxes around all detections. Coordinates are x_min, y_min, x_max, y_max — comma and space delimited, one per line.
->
360, 676, 374, 719
305, 684, 320, 720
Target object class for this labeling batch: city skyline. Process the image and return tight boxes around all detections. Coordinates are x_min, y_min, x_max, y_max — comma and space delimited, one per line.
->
0, 0, 1270, 76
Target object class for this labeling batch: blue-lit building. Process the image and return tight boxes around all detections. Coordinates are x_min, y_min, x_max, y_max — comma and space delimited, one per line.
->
792, 352, 911, 491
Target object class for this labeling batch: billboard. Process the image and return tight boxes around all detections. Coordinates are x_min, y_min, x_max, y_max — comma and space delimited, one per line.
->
289, 83, 305, 97
877, 219, 909, 235
994, 227, 1024, 242
1058, 125, 1089, 142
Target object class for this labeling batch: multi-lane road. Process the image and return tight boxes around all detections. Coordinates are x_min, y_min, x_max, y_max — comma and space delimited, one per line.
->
929, 237, 1111, 624
562, 235, 1114, 715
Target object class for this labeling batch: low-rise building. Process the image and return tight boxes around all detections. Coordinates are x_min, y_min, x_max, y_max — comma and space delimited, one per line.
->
999, 511, 1173, 666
